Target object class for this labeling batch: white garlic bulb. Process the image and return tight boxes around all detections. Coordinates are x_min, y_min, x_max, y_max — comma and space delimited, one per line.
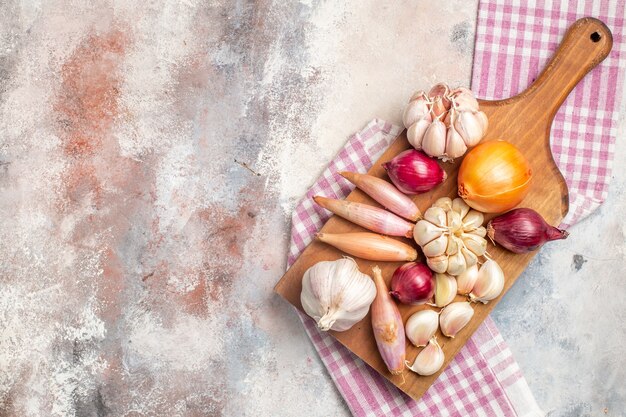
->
439, 302, 474, 338
403, 83, 488, 161
414, 197, 488, 276
469, 259, 505, 304
405, 309, 439, 347
301, 258, 376, 331
406, 337, 445, 376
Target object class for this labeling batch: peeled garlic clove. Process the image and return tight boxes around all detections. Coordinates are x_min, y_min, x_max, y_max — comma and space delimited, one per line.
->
440, 302, 474, 338
462, 210, 484, 231
476, 111, 489, 134
455, 111, 484, 147
462, 233, 487, 257
433, 196, 453, 212
445, 235, 461, 256
424, 207, 447, 227
450, 87, 479, 112
423, 233, 448, 257
461, 247, 478, 267
452, 198, 470, 220
433, 273, 457, 307
406, 337, 444, 376
414, 219, 445, 246
446, 210, 462, 233
427, 255, 449, 274
456, 263, 479, 294
407, 117, 432, 150
422, 118, 447, 158
470, 259, 505, 304
446, 249, 466, 276
403, 95, 430, 127
444, 124, 468, 161
405, 309, 439, 347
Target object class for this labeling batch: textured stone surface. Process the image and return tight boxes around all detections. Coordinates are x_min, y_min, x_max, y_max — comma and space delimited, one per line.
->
0, 1, 624, 416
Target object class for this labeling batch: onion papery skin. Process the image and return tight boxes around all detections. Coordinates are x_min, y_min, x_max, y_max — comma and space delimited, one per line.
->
390, 262, 435, 305
383, 149, 447, 195
457, 141, 532, 213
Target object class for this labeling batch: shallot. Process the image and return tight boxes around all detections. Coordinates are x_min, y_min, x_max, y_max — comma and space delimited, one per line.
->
487, 208, 569, 253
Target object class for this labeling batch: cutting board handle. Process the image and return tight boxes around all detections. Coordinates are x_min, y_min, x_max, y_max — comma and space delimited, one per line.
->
522, 17, 612, 121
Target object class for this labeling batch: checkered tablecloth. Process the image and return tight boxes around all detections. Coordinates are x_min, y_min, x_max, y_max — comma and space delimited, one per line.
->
286, 1, 626, 416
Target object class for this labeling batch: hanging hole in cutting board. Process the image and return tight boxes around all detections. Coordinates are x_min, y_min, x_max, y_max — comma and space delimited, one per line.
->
590, 31, 601, 42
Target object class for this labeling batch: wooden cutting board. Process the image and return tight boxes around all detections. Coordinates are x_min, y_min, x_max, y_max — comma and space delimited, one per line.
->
274, 17, 612, 401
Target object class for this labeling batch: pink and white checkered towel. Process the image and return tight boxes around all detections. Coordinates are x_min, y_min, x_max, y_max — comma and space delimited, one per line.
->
287, 1, 626, 416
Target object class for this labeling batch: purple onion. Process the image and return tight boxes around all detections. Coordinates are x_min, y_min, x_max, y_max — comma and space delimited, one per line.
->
383, 149, 447, 194
390, 262, 435, 305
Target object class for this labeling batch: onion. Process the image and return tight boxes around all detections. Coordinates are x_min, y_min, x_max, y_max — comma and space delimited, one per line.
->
487, 208, 569, 253
457, 141, 532, 213
383, 149, 447, 195
390, 262, 435, 305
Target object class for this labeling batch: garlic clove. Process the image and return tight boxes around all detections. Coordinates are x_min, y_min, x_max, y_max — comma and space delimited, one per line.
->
301, 258, 377, 332
470, 259, 505, 304
462, 210, 484, 231
473, 226, 487, 238
452, 198, 470, 220
427, 255, 449, 274
455, 111, 484, 147
422, 118, 447, 158
433, 197, 453, 212
409, 89, 427, 102
446, 210, 463, 234
406, 337, 445, 376
440, 302, 474, 337
424, 207, 447, 227
403, 96, 430, 127
445, 235, 461, 256
407, 117, 432, 150
444, 124, 468, 161
433, 273, 457, 307
456, 263, 479, 294
423, 234, 449, 257
405, 309, 439, 347
414, 219, 446, 246
428, 83, 452, 118
450, 87, 479, 112
461, 247, 478, 267
462, 233, 487, 257
446, 249, 466, 276
475, 111, 489, 134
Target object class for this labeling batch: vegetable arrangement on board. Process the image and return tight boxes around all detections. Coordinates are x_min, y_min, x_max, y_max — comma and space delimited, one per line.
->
299, 83, 569, 378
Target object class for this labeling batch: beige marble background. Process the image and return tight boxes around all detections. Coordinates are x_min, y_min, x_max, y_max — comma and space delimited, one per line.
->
0, 1, 624, 416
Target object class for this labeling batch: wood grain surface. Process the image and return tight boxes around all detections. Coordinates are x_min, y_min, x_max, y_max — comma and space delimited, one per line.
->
274, 17, 612, 401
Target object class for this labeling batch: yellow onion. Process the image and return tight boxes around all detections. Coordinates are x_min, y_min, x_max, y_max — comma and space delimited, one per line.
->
457, 141, 532, 213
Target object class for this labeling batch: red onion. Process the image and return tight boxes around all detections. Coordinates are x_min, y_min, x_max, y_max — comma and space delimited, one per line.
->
390, 262, 434, 305
487, 208, 569, 253
383, 149, 446, 194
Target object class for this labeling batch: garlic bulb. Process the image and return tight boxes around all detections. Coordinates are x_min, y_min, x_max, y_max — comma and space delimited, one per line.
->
403, 83, 488, 161
406, 337, 445, 376
439, 302, 474, 338
301, 258, 376, 331
414, 197, 488, 276
469, 259, 505, 304
405, 309, 439, 347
